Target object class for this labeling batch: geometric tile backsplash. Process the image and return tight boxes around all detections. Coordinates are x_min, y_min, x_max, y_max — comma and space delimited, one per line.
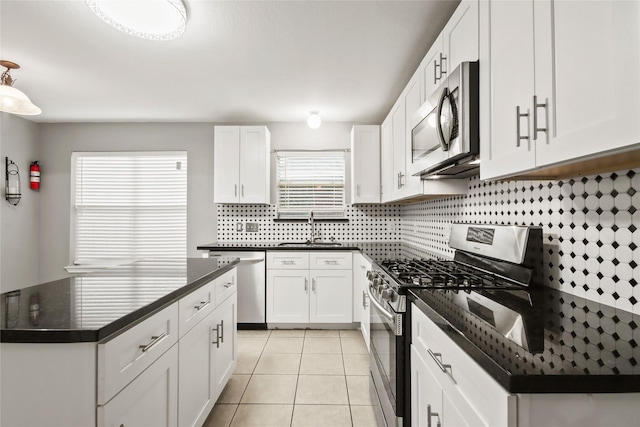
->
217, 167, 639, 314
402, 168, 640, 314
217, 204, 402, 242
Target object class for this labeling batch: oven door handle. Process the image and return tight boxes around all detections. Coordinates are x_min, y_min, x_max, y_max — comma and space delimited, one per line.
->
367, 284, 394, 322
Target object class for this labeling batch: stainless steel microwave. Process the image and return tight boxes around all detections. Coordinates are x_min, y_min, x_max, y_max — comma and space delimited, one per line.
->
409, 61, 479, 178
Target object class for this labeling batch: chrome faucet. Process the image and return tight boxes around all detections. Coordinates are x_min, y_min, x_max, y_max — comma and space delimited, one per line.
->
308, 210, 316, 242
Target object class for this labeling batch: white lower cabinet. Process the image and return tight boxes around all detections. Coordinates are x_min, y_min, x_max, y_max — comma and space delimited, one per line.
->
266, 270, 310, 323
309, 269, 352, 323
352, 252, 371, 352
266, 251, 353, 324
99, 345, 179, 427
411, 303, 640, 427
211, 294, 237, 397
410, 346, 485, 427
178, 313, 216, 427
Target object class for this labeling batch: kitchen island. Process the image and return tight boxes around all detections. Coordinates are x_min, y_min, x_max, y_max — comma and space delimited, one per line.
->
0, 257, 239, 427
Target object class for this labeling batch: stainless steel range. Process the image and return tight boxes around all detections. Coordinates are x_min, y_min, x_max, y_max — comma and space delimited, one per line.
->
368, 223, 544, 427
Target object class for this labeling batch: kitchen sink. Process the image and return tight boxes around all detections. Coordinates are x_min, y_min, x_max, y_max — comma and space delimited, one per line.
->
277, 241, 343, 247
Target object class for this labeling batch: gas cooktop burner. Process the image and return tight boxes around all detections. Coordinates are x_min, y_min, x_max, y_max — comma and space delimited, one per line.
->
379, 258, 525, 290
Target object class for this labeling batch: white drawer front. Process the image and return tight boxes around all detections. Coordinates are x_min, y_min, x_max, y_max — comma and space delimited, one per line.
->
215, 268, 237, 307
98, 303, 179, 404
267, 252, 310, 269
178, 280, 215, 337
309, 251, 353, 269
411, 304, 510, 426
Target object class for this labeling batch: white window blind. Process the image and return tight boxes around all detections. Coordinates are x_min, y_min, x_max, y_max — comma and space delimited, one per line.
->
276, 151, 346, 219
71, 152, 187, 264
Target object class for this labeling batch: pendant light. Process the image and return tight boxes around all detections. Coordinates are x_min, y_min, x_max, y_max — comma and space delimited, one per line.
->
86, 0, 187, 41
0, 60, 42, 116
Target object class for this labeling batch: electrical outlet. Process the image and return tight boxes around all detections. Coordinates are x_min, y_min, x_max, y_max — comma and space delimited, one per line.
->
246, 222, 259, 232
236, 222, 243, 232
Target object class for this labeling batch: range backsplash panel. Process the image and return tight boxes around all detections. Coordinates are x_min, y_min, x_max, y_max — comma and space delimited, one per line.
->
401, 168, 640, 314
217, 204, 402, 242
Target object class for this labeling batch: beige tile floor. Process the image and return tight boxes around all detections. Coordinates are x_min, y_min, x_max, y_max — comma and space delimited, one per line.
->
204, 329, 376, 427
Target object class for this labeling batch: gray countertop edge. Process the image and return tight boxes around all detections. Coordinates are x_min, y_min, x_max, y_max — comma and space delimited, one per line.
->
0, 260, 240, 344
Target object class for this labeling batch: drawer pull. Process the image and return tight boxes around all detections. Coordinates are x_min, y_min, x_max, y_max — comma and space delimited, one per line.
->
323, 260, 339, 265
281, 260, 295, 265
427, 348, 455, 383
139, 333, 167, 353
224, 282, 233, 289
194, 300, 210, 311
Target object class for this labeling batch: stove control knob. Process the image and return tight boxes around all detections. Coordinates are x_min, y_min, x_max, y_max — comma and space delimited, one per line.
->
380, 289, 392, 300
372, 278, 382, 288
367, 271, 376, 280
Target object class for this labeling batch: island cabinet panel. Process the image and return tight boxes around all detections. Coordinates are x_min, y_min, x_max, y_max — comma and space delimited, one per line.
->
0, 343, 96, 427
97, 302, 179, 405
98, 345, 178, 427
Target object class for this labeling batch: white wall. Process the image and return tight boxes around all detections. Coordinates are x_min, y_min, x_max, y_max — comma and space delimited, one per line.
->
1, 114, 40, 292
37, 122, 216, 283
3, 120, 359, 286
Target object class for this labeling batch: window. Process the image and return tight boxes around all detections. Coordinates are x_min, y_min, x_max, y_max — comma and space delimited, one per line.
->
276, 151, 346, 219
71, 152, 187, 264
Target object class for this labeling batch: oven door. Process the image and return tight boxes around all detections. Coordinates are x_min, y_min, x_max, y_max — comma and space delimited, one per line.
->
369, 285, 404, 426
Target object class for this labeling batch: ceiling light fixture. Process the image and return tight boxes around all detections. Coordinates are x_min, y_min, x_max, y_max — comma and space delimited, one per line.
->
0, 60, 41, 116
86, 0, 187, 41
307, 112, 322, 129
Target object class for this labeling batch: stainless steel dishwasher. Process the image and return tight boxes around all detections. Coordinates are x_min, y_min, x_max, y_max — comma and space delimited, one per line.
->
207, 251, 266, 329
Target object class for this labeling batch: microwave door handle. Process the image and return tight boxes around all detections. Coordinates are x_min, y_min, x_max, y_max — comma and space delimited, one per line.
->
436, 86, 450, 152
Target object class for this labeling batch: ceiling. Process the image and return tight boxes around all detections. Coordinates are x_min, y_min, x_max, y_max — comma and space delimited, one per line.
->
0, 0, 460, 124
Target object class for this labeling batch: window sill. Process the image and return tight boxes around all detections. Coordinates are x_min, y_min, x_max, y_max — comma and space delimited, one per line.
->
272, 218, 349, 223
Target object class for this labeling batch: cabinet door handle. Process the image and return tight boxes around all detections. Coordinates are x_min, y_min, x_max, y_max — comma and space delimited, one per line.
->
433, 58, 439, 84
312, 278, 316, 292
304, 277, 308, 292
439, 52, 447, 78
427, 404, 441, 427
516, 106, 530, 147
139, 333, 167, 353
362, 290, 368, 308
533, 95, 547, 140
356, 184, 360, 197
212, 324, 221, 348
427, 348, 455, 383
219, 320, 224, 343
234, 184, 238, 197
241, 184, 244, 197
194, 300, 210, 311
399, 172, 404, 188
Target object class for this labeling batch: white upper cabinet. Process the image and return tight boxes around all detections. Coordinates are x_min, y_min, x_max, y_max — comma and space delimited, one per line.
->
214, 125, 271, 204
380, 115, 394, 203
480, 0, 640, 181
421, 0, 479, 102
351, 125, 381, 204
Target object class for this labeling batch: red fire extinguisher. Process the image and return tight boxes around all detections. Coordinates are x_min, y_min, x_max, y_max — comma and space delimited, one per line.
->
30, 161, 40, 190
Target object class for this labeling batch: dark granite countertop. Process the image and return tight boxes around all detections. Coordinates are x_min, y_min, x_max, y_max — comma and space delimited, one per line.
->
0, 257, 239, 343
197, 241, 445, 264
409, 287, 640, 393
